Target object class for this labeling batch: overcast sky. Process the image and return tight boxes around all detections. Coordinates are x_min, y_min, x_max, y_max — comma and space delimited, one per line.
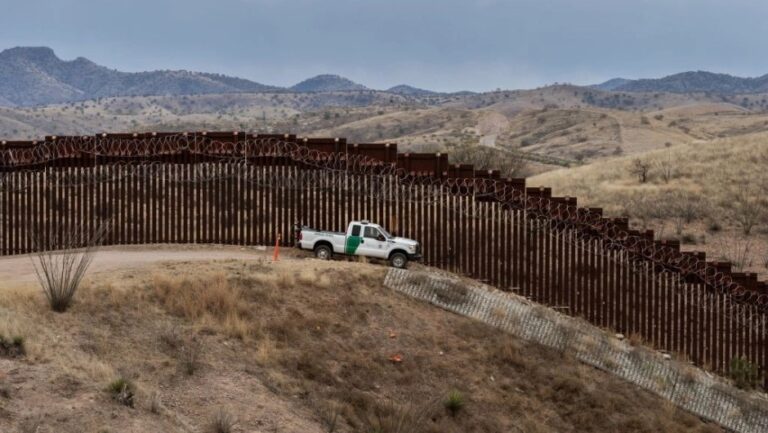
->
1, 0, 767, 92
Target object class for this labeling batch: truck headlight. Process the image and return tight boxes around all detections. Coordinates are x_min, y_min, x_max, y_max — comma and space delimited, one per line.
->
409, 244, 417, 252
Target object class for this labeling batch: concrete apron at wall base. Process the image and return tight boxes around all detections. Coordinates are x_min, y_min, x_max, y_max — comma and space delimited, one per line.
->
383, 268, 768, 433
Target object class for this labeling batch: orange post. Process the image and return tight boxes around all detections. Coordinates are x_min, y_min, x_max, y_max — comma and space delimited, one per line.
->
273, 232, 281, 261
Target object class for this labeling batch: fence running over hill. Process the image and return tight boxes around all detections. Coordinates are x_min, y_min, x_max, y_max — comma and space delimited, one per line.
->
1, 132, 767, 387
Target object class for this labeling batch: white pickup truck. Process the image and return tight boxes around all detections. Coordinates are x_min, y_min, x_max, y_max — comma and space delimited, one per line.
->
295, 220, 421, 268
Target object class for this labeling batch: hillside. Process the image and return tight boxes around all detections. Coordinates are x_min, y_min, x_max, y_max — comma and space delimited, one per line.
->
592, 78, 632, 91
290, 74, 367, 92
0, 246, 724, 432
386, 84, 439, 97
600, 71, 768, 94
530, 131, 768, 278
0, 47, 278, 106
2, 83, 768, 179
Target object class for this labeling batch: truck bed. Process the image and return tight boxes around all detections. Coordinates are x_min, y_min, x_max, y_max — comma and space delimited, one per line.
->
299, 226, 344, 237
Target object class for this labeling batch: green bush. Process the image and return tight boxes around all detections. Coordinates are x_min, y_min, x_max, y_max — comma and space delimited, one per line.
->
729, 357, 761, 390
444, 390, 465, 417
107, 377, 135, 407
680, 233, 697, 244
0, 334, 25, 357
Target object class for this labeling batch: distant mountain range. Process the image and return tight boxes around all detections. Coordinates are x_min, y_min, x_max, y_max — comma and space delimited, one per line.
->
0, 47, 437, 106
0, 47, 280, 106
594, 71, 768, 94
385, 84, 439, 97
4, 46, 768, 107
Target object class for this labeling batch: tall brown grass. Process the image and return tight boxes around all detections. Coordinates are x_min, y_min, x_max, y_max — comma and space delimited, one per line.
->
151, 273, 253, 340
530, 132, 768, 230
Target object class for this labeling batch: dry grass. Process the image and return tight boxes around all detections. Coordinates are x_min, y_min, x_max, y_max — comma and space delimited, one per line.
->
531, 131, 768, 277
0, 259, 726, 433
148, 262, 722, 432
151, 272, 254, 341
531, 131, 768, 223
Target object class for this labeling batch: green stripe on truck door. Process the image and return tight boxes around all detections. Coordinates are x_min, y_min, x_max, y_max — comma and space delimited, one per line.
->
345, 235, 362, 255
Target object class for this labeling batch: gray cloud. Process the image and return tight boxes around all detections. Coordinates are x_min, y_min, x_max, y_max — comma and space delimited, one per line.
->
1, 0, 766, 91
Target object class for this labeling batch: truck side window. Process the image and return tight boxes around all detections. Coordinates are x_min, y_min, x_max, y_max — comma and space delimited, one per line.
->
351, 225, 361, 236
364, 227, 380, 239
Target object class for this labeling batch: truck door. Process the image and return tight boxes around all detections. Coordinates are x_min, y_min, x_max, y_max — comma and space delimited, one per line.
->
358, 226, 388, 259
345, 224, 362, 255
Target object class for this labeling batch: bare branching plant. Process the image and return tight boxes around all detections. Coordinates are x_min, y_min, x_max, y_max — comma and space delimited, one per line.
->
29, 220, 111, 312
715, 237, 753, 271
731, 189, 766, 235
668, 192, 703, 235
179, 338, 203, 376
624, 194, 667, 229
656, 149, 675, 184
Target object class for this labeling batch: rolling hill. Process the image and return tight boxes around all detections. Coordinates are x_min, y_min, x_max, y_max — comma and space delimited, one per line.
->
598, 71, 768, 94
386, 84, 439, 97
0, 47, 278, 106
289, 74, 367, 92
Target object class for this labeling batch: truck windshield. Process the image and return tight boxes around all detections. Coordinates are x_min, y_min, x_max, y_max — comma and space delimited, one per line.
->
379, 227, 392, 239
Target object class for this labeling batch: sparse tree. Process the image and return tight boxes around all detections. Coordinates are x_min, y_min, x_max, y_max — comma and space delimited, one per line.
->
629, 158, 651, 183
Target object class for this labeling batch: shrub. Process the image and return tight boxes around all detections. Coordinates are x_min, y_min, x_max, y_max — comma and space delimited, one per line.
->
108, 377, 135, 407
29, 220, 111, 312
729, 357, 761, 390
208, 407, 238, 433
444, 390, 465, 417
18, 417, 42, 433
629, 159, 650, 183
179, 339, 202, 376
731, 188, 766, 235
680, 233, 697, 244
363, 400, 428, 433
706, 221, 722, 233
0, 334, 25, 358
318, 402, 341, 433
149, 391, 163, 414
0, 379, 10, 399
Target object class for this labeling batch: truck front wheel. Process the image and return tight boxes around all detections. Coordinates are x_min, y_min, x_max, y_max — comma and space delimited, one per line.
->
390, 252, 408, 268
314, 245, 333, 260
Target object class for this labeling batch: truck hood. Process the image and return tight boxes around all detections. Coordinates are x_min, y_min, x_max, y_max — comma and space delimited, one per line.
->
390, 237, 418, 247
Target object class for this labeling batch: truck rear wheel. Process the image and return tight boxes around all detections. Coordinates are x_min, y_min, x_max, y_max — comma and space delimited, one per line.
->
314, 244, 332, 260
390, 252, 407, 269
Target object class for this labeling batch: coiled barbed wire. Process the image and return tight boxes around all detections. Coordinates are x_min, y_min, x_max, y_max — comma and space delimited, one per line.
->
1, 133, 766, 312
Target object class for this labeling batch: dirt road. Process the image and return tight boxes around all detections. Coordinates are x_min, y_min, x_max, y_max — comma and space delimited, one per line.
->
0, 244, 290, 289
